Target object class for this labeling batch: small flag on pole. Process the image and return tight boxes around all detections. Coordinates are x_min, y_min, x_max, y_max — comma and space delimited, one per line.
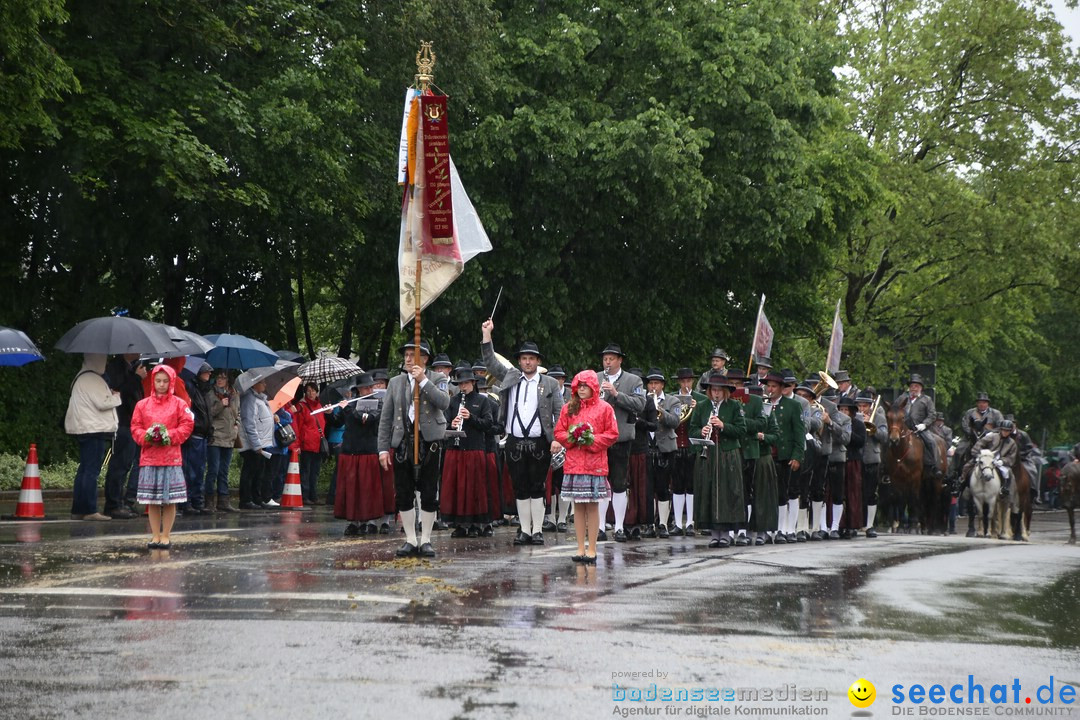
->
747, 294, 773, 375
826, 299, 843, 375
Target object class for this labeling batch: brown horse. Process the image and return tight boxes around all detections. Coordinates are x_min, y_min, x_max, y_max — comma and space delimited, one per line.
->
994, 460, 1033, 541
883, 402, 949, 534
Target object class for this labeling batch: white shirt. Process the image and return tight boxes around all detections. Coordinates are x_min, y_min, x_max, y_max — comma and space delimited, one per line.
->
507, 373, 541, 438
406, 376, 429, 424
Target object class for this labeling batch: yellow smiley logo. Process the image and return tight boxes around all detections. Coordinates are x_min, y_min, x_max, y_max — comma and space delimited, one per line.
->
848, 678, 876, 708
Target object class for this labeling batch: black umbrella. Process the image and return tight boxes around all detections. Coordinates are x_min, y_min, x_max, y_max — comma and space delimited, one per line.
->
55, 316, 178, 355
160, 326, 216, 358
276, 349, 306, 363
0, 327, 45, 367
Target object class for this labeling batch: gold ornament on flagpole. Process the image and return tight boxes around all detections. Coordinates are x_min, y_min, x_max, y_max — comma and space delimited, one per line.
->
411, 41, 436, 465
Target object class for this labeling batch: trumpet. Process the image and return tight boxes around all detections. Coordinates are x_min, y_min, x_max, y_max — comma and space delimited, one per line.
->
651, 391, 664, 422
676, 393, 696, 424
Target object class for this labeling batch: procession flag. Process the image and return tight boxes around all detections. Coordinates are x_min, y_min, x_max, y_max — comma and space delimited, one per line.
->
746, 294, 773, 374
825, 298, 843, 375
397, 94, 492, 328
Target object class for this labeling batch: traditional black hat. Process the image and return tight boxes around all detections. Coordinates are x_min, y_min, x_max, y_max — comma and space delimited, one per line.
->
703, 370, 735, 389
599, 343, 626, 358
431, 353, 453, 369
796, 379, 819, 396
546, 364, 566, 378
627, 367, 644, 378
354, 372, 376, 389
781, 368, 799, 386
976, 391, 990, 402
855, 390, 874, 404
837, 395, 857, 408
645, 367, 666, 382
453, 368, 478, 384
371, 368, 389, 382
834, 369, 851, 383
399, 339, 433, 358
725, 368, 747, 382
999, 419, 1015, 430
676, 367, 695, 380
763, 371, 786, 385
908, 373, 926, 387
514, 341, 543, 359
754, 355, 773, 369
709, 347, 730, 361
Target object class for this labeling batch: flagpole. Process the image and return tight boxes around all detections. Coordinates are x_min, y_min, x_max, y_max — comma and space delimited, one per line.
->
412, 43, 436, 466
746, 293, 765, 376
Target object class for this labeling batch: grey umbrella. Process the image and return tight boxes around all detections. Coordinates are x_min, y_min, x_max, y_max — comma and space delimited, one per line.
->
160, 326, 216, 357
55, 316, 178, 355
235, 361, 300, 396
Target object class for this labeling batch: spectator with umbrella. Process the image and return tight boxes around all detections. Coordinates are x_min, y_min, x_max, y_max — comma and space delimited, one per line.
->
205, 369, 239, 512
238, 379, 275, 509
295, 382, 327, 506
65, 354, 122, 520
103, 354, 147, 519
179, 362, 215, 515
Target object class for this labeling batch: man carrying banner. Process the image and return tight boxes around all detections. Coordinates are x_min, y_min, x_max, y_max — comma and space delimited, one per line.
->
378, 340, 451, 558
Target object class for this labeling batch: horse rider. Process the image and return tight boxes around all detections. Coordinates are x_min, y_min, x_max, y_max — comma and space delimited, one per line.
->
960, 419, 1019, 501
1004, 414, 1042, 501
931, 412, 953, 445
1060, 446, 1078, 544
895, 373, 942, 482
949, 392, 1003, 486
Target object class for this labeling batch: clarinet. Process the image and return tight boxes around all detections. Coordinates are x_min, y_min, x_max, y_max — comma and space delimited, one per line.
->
453, 391, 466, 448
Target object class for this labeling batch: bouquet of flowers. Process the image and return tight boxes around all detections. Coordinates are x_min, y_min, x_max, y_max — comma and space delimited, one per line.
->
145, 423, 171, 446
568, 422, 595, 447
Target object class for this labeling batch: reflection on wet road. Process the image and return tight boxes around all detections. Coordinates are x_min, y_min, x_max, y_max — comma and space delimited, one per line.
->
1, 505, 1077, 718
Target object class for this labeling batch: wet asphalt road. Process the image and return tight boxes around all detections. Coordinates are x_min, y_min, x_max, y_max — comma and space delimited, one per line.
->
0, 503, 1077, 719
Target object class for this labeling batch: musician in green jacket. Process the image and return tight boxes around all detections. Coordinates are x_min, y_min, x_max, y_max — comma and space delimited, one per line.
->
690, 371, 747, 548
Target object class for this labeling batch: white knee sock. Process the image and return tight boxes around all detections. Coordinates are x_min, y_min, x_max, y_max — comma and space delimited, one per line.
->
776, 504, 787, 535
866, 504, 877, 530
612, 491, 628, 531
657, 501, 670, 528
787, 499, 799, 534
672, 494, 685, 528
599, 498, 610, 529
531, 498, 546, 533
796, 507, 809, 535
812, 501, 826, 532
685, 494, 694, 525
516, 499, 532, 536
420, 510, 436, 545
830, 504, 844, 532
400, 509, 417, 546
557, 497, 571, 523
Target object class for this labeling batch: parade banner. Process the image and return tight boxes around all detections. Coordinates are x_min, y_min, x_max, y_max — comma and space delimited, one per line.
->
752, 295, 774, 362
419, 94, 455, 252
398, 156, 492, 327
826, 299, 843, 375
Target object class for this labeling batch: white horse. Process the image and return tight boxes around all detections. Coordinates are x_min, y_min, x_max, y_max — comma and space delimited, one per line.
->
967, 449, 1001, 538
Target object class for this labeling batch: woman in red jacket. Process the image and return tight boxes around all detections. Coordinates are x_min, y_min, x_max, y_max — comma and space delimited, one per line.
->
131, 364, 194, 550
295, 382, 326, 505
554, 370, 619, 564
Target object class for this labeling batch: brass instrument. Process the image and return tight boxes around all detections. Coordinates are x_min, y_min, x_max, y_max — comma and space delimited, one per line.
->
652, 391, 664, 423
811, 370, 838, 396
676, 393, 696, 424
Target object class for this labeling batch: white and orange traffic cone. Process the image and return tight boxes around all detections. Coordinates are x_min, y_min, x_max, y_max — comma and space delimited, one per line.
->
14, 444, 45, 519
280, 449, 304, 509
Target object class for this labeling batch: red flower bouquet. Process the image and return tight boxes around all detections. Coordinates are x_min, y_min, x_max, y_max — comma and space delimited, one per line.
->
568, 422, 595, 447
145, 423, 172, 446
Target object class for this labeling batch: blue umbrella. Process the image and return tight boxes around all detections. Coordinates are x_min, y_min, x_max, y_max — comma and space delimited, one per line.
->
202, 333, 279, 370
0, 327, 45, 367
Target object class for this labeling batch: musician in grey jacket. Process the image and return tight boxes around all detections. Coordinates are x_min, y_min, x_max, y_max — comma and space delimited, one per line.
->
645, 368, 682, 538
598, 343, 647, 541
481, 320, 563, 545
857, 390, 888, 537
378, 339, 451, 558
813, 392, 851, 540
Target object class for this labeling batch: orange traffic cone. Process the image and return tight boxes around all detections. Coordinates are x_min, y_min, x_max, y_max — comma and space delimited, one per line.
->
14, 444, 45, 519
280, 449, 304, 509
